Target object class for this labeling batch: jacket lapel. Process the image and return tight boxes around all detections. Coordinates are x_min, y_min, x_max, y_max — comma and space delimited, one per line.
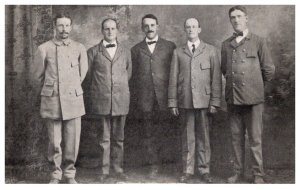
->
152, 37, 163, 56
183, 44, 193, 58
140, 39, 152, 57
193, 41, 206, 58
99, 41, 113, 62
230, 32, 251, 49
112, 43, 123, 63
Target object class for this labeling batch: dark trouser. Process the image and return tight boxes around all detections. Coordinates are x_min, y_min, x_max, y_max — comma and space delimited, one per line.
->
228, 103, 264, 177
46, 117, 81, 180
180, 109, 211, 175
97, 115, 126, 175
141, 102, 171, 169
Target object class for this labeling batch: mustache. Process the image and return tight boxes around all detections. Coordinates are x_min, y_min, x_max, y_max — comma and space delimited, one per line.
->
147, 31, 154, 33
59, 32, 69, 34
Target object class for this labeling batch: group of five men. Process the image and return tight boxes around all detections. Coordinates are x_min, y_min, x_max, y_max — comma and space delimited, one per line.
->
31, 5, 275, 184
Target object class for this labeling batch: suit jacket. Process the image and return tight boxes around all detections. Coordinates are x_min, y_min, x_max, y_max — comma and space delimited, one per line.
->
84, 40, 132, 116
31, 38, 88, 120
131, 37, 176, 112
168, 40, 222, 109
221, 32, 275, 105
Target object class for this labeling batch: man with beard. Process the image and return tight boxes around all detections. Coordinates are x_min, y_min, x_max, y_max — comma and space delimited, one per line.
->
131, 14, 176, 179
31, 13, 88, 184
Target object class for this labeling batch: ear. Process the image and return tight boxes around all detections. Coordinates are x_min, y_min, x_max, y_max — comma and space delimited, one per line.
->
198, 27, 202, 34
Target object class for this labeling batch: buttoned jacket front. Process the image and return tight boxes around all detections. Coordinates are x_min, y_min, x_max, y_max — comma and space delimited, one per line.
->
168, 41, 222, 109
32, 38, 88, 120
86, 41, 132, 116
221, 32, 275, 105
131, 37, 176, 112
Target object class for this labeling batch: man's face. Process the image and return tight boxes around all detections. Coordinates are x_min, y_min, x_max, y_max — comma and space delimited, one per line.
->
184, 18, 201, 41
102, 20, 118, 43
142, 18, 159, 40
230, 10, 248, 32
55, 17, 72, 40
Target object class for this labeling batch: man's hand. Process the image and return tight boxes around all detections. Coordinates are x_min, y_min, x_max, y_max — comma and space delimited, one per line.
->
170, 107, 179, 116
208, 105, 218, 114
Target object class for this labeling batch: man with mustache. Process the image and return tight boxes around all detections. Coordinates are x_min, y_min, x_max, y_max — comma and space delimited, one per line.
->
131, 14, 176, 179
221, 6, 275, 183
168, 18, 221, 183
31, 13, 88, 184
84, 18, 132, 183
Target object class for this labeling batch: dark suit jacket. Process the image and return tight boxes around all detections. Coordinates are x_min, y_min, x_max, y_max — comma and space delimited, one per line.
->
221, 32, 275, 105
131, 37, 176, 112
168, 41, 222, 109
84, 40, 132, 116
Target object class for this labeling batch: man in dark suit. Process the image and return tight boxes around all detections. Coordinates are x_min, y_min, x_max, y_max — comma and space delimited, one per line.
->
85, 18, 132, 183
168, 18, 222, 183
221, 6, 275, 184
131, 14, 176, 179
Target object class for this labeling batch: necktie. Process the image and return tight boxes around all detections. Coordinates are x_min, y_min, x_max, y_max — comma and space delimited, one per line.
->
233, 32, 243, 37
147, 41, 157, 45
106, 44, 116, 48
192, 44, 196, 53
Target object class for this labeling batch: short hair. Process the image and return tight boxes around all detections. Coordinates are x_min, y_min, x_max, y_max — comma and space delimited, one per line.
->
228, 5, 248, 17
53, 12, 72, 25
101, 18, 119, 30
141, 14, 159, 25
184, 18, 201, 28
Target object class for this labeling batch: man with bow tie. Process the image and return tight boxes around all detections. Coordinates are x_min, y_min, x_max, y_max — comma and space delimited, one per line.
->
131, 14, 176, 179
84, 18, 132, 183
168, 18, 221, 183
221, 6, 275, 184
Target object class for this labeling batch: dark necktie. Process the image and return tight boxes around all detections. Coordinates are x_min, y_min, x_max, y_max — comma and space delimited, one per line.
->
106, 44, 116, 48
192, 44, 196, 53
147, 41, 157, 45
233, 32, 243, 37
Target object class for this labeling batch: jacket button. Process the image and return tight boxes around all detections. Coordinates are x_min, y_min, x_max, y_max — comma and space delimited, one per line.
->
242, 72, 245, 75
243, 49, 246, 52
241, 60, 245, 63
233, 49, 236, 52
232, 60, 236, 63
232, 71, 235, 74
242, 83, 245, 86
233, 83, 236, 86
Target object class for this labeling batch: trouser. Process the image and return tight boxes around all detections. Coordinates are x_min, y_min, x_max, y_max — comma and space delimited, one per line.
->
180, 109, 211, 175
97, 115, 126, 175
141, 101, 172, 169
46, 117, 81, 180
228, 103, 264, 177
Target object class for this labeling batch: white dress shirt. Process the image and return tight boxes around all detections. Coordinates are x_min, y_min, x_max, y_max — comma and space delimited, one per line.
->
103, 40, 117, 59
187, 38, 200, 54
235, 29, 249, 43
145, 35, 159, 54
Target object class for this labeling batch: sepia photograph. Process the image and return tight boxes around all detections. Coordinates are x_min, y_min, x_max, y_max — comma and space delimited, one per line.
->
3, 1, 296, 186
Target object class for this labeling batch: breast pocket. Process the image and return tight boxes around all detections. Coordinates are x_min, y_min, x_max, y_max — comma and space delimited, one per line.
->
200, 61, 211, 70
71, 59, 79, 68
246, 49, 257, 58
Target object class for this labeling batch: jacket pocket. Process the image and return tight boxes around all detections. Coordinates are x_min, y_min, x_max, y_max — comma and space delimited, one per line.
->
71, 60, 79, 67
205, 85, 211, 95
200, 61, 211, 70
246, 49, 257, 58
41, 88, 54, 96
75, 87, 84, 96
44, 79, 55, 86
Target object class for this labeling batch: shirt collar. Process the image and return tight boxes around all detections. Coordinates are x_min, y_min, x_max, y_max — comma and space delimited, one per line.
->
187, 38, 200, 49
103, 39, 117, 47
145, 35, 159, 43
52, 37, 71, 46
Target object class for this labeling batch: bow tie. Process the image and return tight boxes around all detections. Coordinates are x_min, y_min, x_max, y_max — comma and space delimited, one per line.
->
147, 41, 157, 45
233, 32, 243, 37
106, 44, 116, 48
